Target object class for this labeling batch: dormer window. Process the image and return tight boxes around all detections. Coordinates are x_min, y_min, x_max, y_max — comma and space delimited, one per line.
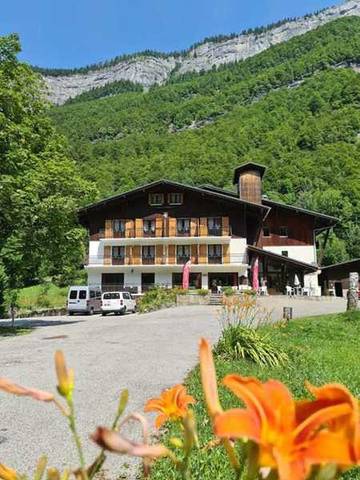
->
149, 193, 164, 206
168, 193, 183, 205
280, 226, 288, 237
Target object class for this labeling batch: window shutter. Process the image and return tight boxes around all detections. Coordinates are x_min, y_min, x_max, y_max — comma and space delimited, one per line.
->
199, 218, 208, 236
222, 217, 230, 236
156, 245, 164, 264
155, 217, 163, 237
168, 218, 177, 236
105, 220, 113, 238
135, 218, 143, 238
168, 245, 176, 264
199, 244, 207, 264
191, 244, 197, 264
190, 218, 198, 236
104, 245, 111, 265
132, 245, 141, 265
223, 244, 230, 264
125, 246, 132, 265
125, 220, 134, 238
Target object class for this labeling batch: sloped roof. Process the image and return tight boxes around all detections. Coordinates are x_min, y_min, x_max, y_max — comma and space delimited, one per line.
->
247, 245, 318, 273
78, 179, 270, 215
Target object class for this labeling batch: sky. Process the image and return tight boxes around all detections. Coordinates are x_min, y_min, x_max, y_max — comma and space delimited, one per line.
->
1, 0, 339, 69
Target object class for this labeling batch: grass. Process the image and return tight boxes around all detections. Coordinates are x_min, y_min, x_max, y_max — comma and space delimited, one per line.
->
17, 283, 68, 314
0, 326, 32, 337
150, 311, 360, 479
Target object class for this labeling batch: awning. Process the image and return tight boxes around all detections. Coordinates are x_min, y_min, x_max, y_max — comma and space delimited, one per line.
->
247, 246, 318, 273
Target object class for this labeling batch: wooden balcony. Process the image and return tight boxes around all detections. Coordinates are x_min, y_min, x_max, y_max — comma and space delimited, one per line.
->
92, 216, 231, 241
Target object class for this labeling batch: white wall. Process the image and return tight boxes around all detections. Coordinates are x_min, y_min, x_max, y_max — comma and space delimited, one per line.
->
263, 245, 316, 264
89, 241, 102, 265
88, 270, 101, 287
155, 272, 172, 287
229, 238, 247, 264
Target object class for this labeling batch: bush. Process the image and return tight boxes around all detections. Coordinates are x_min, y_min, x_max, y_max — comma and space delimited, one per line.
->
222, 286, 234, 297
214, 324, 289, 367
137, 287, 178, 313
195, 288, 209, 296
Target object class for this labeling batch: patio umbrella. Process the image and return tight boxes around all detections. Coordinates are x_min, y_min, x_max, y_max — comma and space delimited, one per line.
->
182, 259, 191, 290
294, 274, 300, 286
252, 257, 259, 291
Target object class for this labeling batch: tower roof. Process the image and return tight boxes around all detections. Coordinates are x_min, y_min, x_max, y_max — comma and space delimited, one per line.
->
233, 162, 267, 185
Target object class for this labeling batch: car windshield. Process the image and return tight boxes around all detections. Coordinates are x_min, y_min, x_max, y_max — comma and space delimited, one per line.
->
103, 292, 120, 300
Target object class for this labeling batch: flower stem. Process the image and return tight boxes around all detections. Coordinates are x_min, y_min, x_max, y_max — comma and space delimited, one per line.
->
67, 397, 87, 475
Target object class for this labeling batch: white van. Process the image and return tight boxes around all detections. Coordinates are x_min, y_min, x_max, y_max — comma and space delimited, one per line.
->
67, 286, 102, 315
101, 291, 136, 316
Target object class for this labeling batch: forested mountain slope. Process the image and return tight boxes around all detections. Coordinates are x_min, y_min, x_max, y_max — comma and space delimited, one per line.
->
50, 17, 360, 263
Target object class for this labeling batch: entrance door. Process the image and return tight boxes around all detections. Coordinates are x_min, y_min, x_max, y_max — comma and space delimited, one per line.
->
208, 273, 238, 292
335, 282, 343, 297
142, 273, 155, 292
172, 273, 202, 289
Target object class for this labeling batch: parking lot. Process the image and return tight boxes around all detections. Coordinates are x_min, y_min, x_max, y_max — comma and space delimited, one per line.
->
0, 297, 346, 477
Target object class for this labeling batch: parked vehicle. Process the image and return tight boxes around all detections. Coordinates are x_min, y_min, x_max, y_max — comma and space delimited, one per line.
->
67, 286, 102, 315
101, 291, 136, 316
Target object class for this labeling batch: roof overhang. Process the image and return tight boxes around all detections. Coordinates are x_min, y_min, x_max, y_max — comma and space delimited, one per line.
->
78, 179, 270, 218
247, 245, 318, 273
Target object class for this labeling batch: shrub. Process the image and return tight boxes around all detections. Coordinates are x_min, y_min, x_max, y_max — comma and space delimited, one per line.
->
137, 287, 177, 313
195, 288, 209, 296
214, 324, 288, 366
222, 286, 234, 297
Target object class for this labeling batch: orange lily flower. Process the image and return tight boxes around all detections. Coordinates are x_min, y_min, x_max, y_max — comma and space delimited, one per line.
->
144, 384, 195, 428
0, 463, 17, 480
214, 374, 353, 480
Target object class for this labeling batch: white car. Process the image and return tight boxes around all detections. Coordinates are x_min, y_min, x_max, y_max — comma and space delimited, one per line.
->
101, 291, 137, 316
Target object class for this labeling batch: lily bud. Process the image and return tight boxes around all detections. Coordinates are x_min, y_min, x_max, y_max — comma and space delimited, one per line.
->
54, 351, 74, 398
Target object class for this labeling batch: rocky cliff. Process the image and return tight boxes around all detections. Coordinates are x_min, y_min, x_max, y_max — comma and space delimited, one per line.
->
43, 0, 360, 104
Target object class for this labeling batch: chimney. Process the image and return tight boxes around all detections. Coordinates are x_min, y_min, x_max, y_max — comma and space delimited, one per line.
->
233, 162, 266, 204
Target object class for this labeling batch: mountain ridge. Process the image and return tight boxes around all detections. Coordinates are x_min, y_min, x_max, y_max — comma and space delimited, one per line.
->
43, 0, 360, 104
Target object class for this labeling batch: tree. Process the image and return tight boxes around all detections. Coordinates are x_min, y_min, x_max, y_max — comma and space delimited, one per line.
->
0, 34, 98, 295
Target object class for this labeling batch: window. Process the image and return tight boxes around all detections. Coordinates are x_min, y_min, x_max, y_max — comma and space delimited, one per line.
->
122, 292, 131, 300
168, 192, 183, 205
281, 250, 289, 257
208, 245, 222, 264
177, 218, 190, 234
177, 245, 190, 262
263, 226, 270, 237
149, 193, 164, 206
98, 227, 105, 238
208, 217, 222, 235
143, 219, 155, 234
69, 290, 77, 300
103, 292, 120, 300
90, 290, 95, 298
113, 219, 125, 233
112, 246, 125, 259
280, 226, 288, 237
142, 246, 155, 259
79, 290, 87, 300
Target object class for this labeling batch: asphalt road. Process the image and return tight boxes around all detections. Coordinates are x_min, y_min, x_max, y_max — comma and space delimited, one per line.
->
0, 306, 221, 479
0, 298, 346, 478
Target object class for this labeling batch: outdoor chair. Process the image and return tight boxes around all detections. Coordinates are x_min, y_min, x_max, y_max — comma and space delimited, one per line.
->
286, 285, 294, 297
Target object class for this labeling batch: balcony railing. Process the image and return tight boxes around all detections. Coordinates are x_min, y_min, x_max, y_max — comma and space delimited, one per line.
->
90, 217, 231, 241
208, 256, 222, 264
142, 257, 155, 265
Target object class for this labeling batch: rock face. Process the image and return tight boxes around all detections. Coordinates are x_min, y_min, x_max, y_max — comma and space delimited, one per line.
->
44, 0, 360, 105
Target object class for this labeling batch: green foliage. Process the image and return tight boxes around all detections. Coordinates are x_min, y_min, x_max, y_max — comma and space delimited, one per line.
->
50, 17, 360, 262
0, 34, 98, 290
214, 324, 289, 366
0, 262, 8, 317
222, 286, 234, 297
151, 312, 360, 479
137, 287, 178, 313
194, 288, 209, 296
64, 80, 143, 105
16, 283, 68, 313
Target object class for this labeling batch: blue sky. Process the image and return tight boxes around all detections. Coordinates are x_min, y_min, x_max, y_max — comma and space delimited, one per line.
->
2, 0, 337, 68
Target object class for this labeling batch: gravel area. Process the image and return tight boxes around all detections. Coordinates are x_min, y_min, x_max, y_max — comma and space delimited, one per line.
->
0, 298, 346, 478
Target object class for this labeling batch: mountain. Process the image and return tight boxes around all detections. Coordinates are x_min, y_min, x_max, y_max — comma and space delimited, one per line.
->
41, 0, 360, 104
50, 16, 360, 263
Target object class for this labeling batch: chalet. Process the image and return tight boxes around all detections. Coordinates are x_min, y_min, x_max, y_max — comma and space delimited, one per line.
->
78, 163, 337, 295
